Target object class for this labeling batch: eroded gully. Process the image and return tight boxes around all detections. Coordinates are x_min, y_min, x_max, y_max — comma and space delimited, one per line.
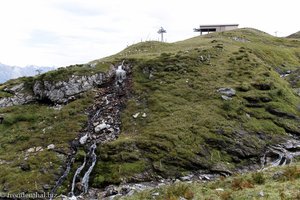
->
49, 64, 131, 200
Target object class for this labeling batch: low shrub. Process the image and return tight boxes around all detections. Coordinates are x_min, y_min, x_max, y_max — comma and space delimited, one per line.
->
252, 172, 266, 184
231, 178, 254, 191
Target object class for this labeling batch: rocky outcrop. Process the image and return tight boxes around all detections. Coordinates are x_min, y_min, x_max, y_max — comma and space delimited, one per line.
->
217, 87, 236, 100
0, 93, 35, 108
261, 138, 300, 169
33, 73, 106, 104
0, 72, 111, 108
0, 83, 35, 108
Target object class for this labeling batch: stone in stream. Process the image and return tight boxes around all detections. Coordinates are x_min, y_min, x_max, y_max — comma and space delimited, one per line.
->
179, 174, 193, 181
120, 186, 132, 195
79, 134, 88, 145
104, 185, 118, 197
95, 122, 110, 133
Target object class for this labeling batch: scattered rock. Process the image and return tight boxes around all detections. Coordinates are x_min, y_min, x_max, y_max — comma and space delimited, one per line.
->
8, 83, 25, 93
27, 147, 35, 153
93, 122, 99, 126
20, 163, 31, 171
47, 144, 55, 150
0, 159, 10, 165
149, 73, 154, 79
105, 185, 118, 197
76, 182, 83, 192
95, 122, 110, 133
79, 134, 88, 145
280, 70, 291, 78
127, 190, 135, 196
120, 186, 131, 195
272, 171, 284, 180
221, 95, 232, 101
180, 174, 193, 181
52, 104, 63, 110
132, 112, 140, 119
231, 37, 249, 43
199, 175, 211, 180
43, 184, 51, 190
258, 190, 264, 197
294, 88, 300, 96
152, 192, 160, 196
36, 146, 43, 152
217, 87, 236, 97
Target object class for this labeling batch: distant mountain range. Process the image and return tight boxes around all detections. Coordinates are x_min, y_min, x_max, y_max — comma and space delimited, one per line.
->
0, 63, 55, 83
287, 31, 300, 39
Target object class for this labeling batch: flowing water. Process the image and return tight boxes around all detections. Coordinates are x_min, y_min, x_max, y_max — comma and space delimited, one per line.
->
49, 157, 75, 200
81, 143, 97, 193
70, 156, 86, 196
49, 63, 131, 200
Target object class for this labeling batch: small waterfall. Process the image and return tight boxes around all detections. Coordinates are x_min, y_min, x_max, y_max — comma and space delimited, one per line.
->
49, 62, 131, 199
49, 157, 75, 200
82, 143, 97, 193
70, 156, 87, 196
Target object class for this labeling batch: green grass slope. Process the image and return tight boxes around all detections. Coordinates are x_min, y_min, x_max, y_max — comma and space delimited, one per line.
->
0, 28, 300, 194
92, 28, 300, 186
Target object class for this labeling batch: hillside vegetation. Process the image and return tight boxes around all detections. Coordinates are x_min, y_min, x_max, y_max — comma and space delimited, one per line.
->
92, 28, 300, 187
123, 161, 300, 200
0, 28, 300, 197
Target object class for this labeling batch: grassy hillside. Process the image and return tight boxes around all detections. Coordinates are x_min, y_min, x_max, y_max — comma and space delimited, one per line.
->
92, 29, 300, 186
0, 28, 300, 195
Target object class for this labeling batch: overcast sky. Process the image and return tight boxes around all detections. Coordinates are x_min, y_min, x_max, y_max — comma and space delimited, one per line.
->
0, 0, 299, 67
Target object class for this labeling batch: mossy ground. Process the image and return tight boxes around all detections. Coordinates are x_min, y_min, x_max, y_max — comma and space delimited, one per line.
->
0, 28, 300, 194
0, 92, 94, 192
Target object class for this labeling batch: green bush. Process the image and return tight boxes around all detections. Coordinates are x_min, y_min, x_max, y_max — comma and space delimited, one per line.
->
252, 172, 266, 184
